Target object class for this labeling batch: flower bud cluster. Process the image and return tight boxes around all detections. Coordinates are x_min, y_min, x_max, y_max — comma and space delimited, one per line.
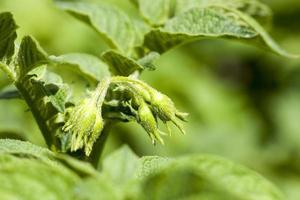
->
111, 76, 188, 144
62, 78, 110, 156
63, 98, 104, 155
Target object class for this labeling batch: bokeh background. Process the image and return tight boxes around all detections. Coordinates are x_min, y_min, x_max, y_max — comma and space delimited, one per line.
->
1, 0, 300, 199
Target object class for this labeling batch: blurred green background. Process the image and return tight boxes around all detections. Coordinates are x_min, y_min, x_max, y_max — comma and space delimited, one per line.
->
1, 0, 300, 199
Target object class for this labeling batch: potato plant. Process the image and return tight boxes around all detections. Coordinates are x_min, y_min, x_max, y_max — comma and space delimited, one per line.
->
0, 0, 298, 199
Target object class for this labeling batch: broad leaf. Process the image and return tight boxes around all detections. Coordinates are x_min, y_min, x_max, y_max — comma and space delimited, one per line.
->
0, 139, 97, 176
0, 140, 89, 200
0, 139, 54, 164
0, 12, 17, 64
78, 145, 141, 199
17, 36, 48, 79
0, 154, 79, 200
54, 154, 98, 177
49, 53, 110, 84
102, 145, 139, 185
175, 0, 272, 25
132, 19, 151, 49
136, 156, 171, 178
93, 145, 284, 200
55, 1, 138, 54
139, 155, 284, 200
74, 177, 120, 200
144, 7, 297, 58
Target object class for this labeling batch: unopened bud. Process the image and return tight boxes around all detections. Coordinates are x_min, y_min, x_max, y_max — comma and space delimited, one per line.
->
63, 98, 104, 155
62, 77, 110, 156
150, 90, 188, 135
137, 100, 164, 145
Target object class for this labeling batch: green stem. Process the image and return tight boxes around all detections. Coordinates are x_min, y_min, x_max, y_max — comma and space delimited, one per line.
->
94, 77, 111, 107
15, 81, 54, 149
88, 121, 113, 168
111, 76, 154, 101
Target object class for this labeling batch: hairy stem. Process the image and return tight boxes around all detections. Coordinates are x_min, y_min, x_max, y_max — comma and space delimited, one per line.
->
15, 81, 55, 149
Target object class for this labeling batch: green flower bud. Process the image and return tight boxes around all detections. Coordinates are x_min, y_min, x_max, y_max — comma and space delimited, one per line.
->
110, 76, 188, 137
137, 100, 164, 145
150, 90, 188, 135
62, 77, 110, 156
63, 98, 104, 156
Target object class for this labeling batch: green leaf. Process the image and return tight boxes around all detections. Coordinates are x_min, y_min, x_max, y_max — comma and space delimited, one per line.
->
0, 139, 97, 177
132, 0, 172, 25
55, 154, 98, 177
76, 146, 141, 200
0, 154, 79, 200
102, 145, 139, 185
101, 50, 144, 76
46, 83, 70, 113
98, 146, 283, 199
74, 176, 120, 200
28, 66, 71, 113
55, 1, 138, 54
137, 51, 160, 70
0, 139, 55, 164
49, 53, 110, 84
175, 0, 272, 25
0, 12, 17, 64
132, 19, 151, 49
139, 155, 284, 200
144, 6, 297, 58
136, 156, 171, 179
17, 36, 48, 79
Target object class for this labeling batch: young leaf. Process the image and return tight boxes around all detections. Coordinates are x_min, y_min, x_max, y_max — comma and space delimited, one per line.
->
46, 83, 70, 113
144, 6, 297, 58
15, 67, 71, 147
55, 1, 137, 54
17, 36, 48, 79
0, 12, 17, 64
137, 51, 160, 71
101, 50, 144, 76
49, 53, 110, 84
